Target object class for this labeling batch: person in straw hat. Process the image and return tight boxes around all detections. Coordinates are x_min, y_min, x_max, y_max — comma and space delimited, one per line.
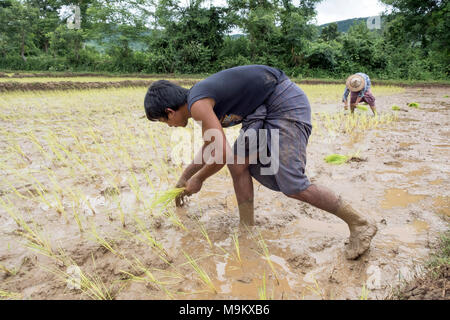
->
343, 73, 377, 115
144, 65, 378, 260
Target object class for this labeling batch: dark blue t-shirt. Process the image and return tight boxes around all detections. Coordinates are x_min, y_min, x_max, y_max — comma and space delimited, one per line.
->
187, 65, 288, 127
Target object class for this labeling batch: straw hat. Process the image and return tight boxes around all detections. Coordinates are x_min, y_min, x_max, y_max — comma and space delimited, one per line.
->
346, 74, 365, 92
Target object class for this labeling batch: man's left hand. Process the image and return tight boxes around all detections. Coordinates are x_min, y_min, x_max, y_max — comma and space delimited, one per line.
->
184, 176, 203, 196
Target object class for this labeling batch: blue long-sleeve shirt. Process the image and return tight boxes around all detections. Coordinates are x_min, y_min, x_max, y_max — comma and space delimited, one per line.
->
342, 73, 371, 102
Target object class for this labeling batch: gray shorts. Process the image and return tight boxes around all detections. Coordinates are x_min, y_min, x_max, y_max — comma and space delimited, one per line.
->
233, 79, 312, 195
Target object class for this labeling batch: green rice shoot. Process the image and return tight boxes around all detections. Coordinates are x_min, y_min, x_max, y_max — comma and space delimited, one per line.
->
408, 102, 420, 108
324, 154, 349, 165
182, 251, 217, 293
0, 290, 21, 300
151, 187, 185, 209
391, 105, 401, 111
356, 105, 369, 111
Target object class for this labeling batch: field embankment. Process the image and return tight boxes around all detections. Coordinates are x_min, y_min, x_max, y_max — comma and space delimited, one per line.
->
0, 72, 449, 92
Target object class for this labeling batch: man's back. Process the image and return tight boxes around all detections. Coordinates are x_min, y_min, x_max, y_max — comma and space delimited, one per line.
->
187, 65, 287, 127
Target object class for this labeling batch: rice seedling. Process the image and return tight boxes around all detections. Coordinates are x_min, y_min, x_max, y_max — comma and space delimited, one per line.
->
128, 213, 169, 258
71, 198, 85, 232
64, 187, 87, 232
119, 257, 180, 299
26, 175, 53, 210
163, 208, 188, 231
360, 283, 370, 300
151, 187, 185, 209
113, 194, 126, 227
258, 271, 270, 300
408, 102, 420, 108
182, 251, 217, 294
255, 230, 279, 285
194, 215, 213, 248
0, 290, 21, 300
305, 277, 326, 300
4, 180, 32, 201
43, 256, 113, 300
0, 263, 17, 276
89, 224, 121, 257
0, 197, 56, 259
324, 154, 349, 165
356, 105, 369, 111
231, 231, 242, 265
313, 111, 397, 140
392, 105, 401, 111
9, 143, 32, 164
128, 172, 143, 203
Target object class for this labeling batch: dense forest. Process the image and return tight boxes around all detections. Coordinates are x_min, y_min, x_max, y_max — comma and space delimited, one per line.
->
319, 17, 369, 33
0, 0, 448, 80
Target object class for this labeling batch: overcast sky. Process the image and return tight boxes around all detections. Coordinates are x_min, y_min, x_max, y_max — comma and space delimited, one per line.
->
210, 0, 388, 26
314, 0, 388, 25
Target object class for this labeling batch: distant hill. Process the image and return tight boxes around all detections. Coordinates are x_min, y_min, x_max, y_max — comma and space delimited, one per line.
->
319, 17, 370, 33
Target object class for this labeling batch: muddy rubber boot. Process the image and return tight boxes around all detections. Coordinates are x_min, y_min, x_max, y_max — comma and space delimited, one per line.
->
334, 198, 378, 260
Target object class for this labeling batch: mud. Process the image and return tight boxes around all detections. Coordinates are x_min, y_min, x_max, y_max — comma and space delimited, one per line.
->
0, 85, 449, 300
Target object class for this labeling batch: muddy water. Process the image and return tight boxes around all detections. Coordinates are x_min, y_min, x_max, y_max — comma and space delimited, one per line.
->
381, 189, 426, 209
0, 86, 449, 300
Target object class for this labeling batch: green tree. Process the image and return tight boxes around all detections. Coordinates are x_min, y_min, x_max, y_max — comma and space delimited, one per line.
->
0, 0, 39, 62
25, 0, 61, 53
321, 22, 339, 41
48, 24, 84, 62
151, 0, 231, 73
381, 0, 449, 76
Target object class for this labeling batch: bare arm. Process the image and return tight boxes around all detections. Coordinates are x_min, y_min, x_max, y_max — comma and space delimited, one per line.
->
191, 98, 231, 183
178, 146, 208, 183
182, 98, 233, 196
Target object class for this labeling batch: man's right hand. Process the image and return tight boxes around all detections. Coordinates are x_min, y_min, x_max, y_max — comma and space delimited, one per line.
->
175, 176, 188, 207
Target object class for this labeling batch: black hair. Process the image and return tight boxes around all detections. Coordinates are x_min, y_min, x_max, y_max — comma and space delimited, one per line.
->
144, 80, 189, 121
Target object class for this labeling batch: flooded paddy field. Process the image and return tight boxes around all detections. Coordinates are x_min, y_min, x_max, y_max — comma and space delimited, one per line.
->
0, 79, 448, 300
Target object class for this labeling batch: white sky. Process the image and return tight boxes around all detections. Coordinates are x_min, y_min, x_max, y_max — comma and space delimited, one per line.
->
312, 0, 387, 25
212, 0, 388, 26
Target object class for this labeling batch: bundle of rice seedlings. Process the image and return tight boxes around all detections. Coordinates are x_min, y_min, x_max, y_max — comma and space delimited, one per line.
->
151, 187, 185, 209
356, 105, 368, 111
408, 102, 420, 108
391, 105, 401, 111
324, 154, 349, 165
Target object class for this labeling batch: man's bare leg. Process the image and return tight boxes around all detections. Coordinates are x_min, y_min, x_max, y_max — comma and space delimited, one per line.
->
287, 184, 377, 260
228, 161, 254, 226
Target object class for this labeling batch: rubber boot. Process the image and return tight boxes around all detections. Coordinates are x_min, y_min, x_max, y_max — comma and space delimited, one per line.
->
334, 198, 378, 260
